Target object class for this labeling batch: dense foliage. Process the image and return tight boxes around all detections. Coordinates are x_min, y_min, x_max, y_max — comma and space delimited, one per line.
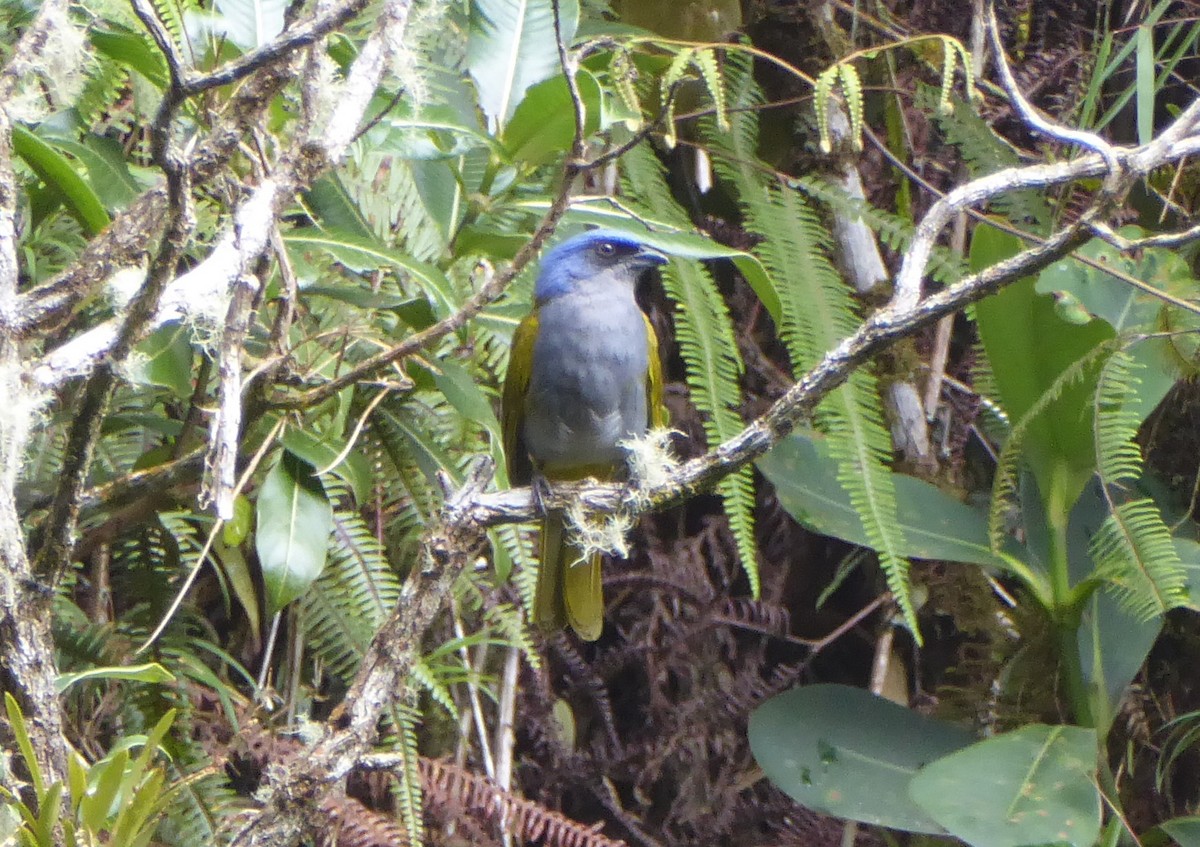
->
3, 1, 1200, 846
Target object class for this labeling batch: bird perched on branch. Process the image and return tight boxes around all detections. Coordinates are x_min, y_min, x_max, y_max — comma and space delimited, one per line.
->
502, 229, 669, 641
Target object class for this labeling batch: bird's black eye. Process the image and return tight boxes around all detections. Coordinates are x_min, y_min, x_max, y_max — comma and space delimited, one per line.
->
596, 242, 616, 257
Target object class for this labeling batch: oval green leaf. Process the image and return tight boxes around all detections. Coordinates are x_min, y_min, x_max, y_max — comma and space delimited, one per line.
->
467, 0, 579, 128
909, 724, 1101, 847
55, 662, 176, 694
502, 70, 602, 166
759, 432, 1007, 569
12, 124, 111, 235
750, 683, 974, 833
255, 452, 333, 615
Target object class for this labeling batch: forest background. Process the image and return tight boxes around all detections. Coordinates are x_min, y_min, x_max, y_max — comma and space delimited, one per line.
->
4, 0, 1200, 846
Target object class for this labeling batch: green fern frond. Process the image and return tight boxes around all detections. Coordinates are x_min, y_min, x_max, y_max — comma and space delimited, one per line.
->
928, 89, 1052, 232
619, 141, 759, 596
1090, 498, 1188, 621
303, 509, 401, 683
412, 657, 459, 719
692, 48, 728, 132
494, 524, 539, 621
706, 65, 912, 631
147, 0, 192, 56
1094, 349, 1145, 487
988, 342, 1117, 551
77, 55, 129, 130
482, 600, 540, 668
351, 154, 446, 261
660, 48, 696, 148
814, 64, 836, 153
158, 754, 244, 847
836, 63, 863, 150
966, 339, 1011, 446
939, 39, 958, 115
389, 704, 425, 847
609, 46, 641, 117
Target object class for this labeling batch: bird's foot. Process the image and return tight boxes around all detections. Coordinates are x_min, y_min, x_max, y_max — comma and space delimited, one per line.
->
531, 473, 554, 516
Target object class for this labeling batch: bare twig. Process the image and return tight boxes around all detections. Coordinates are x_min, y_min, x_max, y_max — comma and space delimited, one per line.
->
18, 61, 295, 335
200, 275, 257, 519
32, 82, 196, 582
0, 80, 70, 794
178, 0, 373, 99
985, 0, 1119, 177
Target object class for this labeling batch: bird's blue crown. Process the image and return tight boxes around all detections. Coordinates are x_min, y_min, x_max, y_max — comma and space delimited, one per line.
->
534, 229, 661, 303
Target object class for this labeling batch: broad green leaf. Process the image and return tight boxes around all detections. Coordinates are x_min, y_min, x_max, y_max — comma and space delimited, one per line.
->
514, 199, 782, 322
750, 684, 974, 833
1036, 231, 1190, 421
1035, 231, 1196, 334
90, 27, 168, 88
12, 124, 111, 235
303, 174, 375, 239
909, 724, 1101, 847
280, 425, 371, 505
759, 432, 1006, 569
285, 227, 457, 316
214, 539, 262, 642
1160, 817, 1200, 847
428, 359, 502, 443
467, 0, 579, 128
55, 663, 176, 694
502, 70, 602, 166
42, 136, 144, 211
973, 224, 1114, 517
255, 452, 334, 615
128, 322, 193, 397
1077, 586, 1161, 736
213, 0, 286, 49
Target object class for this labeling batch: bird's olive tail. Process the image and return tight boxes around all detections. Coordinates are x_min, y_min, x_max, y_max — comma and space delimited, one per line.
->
534, 513, 603, 641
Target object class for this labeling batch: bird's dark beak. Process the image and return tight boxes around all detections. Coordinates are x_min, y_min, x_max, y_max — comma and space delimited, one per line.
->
632, 245, 668, 270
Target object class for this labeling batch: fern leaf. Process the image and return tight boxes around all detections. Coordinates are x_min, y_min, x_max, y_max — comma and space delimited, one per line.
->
1094, 349, 1145, 487
619, 142, 760, 596
1090, 498, 1188, 621
836, 63, 864, 149
939, 38, 958, 115
693, 48, 728, 131
814, 65, 837, 153
987, 343, 1116, 552
609, 46, 641, 119
412, 657, 459, 719
391, 704, 426, 847
706, 62, 915, 634
302, 509, 401, 683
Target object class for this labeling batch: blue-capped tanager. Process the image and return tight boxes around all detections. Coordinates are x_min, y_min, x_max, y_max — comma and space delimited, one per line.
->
502, 230, 669, 640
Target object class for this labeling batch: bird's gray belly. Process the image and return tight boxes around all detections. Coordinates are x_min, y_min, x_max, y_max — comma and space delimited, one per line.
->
524, 303, 649, 473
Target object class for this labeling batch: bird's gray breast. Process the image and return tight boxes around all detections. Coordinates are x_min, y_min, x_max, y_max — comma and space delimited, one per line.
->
524, 289, 650, 473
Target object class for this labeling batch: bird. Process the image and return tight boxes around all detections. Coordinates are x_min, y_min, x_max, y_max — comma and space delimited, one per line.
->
502, 229, 669, 641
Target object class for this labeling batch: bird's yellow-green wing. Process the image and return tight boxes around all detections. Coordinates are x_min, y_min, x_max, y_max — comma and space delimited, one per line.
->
643, 312, 668, 429
502, 312, 539, 484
